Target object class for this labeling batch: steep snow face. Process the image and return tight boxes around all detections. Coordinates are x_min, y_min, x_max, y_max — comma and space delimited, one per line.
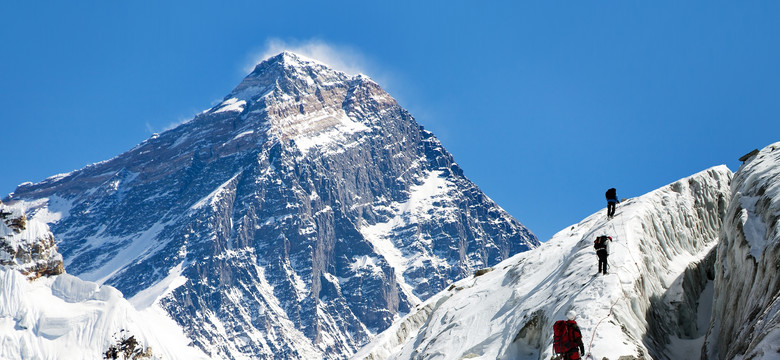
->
0, 268, 208, 360
353, 166, 731, 360
4, 52, 538, 359
704, 142, 780, 360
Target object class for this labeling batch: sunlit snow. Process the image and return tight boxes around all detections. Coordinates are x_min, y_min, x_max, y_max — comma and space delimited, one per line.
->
353, 166, 731, 360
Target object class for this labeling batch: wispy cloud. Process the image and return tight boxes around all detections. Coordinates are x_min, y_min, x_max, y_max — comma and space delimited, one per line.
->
246, 38, 371, 76
145, 116, 192, 134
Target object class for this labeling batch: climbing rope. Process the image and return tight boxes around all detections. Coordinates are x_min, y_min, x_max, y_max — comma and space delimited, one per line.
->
584, 217, 642, 359
584, 294, 621, 359
611, 219, 642, 272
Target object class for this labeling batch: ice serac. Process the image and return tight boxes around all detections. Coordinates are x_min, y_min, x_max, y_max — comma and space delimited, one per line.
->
704, 142, 780, 360
4, 52, 538, 359
352, 166, 731, 360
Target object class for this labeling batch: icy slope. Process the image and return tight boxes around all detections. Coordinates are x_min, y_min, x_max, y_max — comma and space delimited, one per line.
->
704, 142, 780, 360
0, 268, 209, 360
352, 166, 731, 360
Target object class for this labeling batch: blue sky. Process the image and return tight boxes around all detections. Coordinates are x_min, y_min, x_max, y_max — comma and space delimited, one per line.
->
1, 2, 778, 242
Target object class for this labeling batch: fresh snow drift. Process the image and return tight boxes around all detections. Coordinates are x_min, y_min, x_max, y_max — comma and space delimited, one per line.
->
352, 166, 732, 360
704, 142, 780, 360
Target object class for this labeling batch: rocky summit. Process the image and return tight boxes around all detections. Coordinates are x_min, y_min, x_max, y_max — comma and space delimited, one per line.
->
4, 52, 538, 359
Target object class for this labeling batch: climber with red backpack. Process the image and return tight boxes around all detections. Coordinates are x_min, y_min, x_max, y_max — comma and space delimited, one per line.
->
553, 310, 585, 359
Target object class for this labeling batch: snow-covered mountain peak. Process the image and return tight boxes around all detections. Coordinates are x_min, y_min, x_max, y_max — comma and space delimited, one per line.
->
230, 51, 351, 102
216, 52, 396, 156
6, 52, 538, 359
264, 51, 328, 71
259, 51, 371, 80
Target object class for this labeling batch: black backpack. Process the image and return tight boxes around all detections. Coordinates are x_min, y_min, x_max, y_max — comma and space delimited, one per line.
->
594, 236, 608, 251
606, 188, 616, 200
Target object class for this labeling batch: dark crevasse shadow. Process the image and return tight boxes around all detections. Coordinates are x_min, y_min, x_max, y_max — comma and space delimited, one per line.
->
644, 246, 716, 360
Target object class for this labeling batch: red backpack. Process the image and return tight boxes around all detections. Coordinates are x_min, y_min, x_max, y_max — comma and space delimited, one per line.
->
553, 320, 576, 354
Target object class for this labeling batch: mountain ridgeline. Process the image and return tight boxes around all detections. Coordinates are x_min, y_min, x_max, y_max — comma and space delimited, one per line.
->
354, 143, 780, 360
4, 52, 539, 359
353, 166, 734, 360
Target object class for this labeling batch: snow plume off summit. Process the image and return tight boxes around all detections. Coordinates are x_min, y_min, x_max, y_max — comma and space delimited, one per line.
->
4, 52, 539, 359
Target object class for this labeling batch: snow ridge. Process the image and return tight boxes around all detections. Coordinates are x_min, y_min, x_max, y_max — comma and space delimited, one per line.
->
353, 166, 732, 360
704, 142, 780, 360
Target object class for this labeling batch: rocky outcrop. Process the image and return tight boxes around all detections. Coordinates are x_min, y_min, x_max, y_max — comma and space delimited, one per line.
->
704, 142, 780, 360
0, 202, 64, 280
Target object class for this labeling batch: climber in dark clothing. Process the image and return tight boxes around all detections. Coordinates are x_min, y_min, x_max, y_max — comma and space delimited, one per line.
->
605, 188, 619, 218
594, 235, 612, 275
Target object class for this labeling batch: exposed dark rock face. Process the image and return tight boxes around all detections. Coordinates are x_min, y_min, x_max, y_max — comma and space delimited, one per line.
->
5, 52, 538, 359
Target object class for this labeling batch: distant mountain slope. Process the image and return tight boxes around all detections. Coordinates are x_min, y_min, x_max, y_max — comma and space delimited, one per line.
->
4, 52, 538, 359
704, 142, 780, 360
352, 166, 731, 360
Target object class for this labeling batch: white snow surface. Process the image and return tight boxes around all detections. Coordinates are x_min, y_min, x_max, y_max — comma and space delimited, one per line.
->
129, 261, 188, 310
0, 206, 49, 251
0, 268, 208, 360
731, 143, 780, 262
704, 142, 780, 360
277, 108, 371, 157
0, 200, 64, 279
213, 98, 246, 114
352, 166, 731, 360
360, 170, 458, 305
